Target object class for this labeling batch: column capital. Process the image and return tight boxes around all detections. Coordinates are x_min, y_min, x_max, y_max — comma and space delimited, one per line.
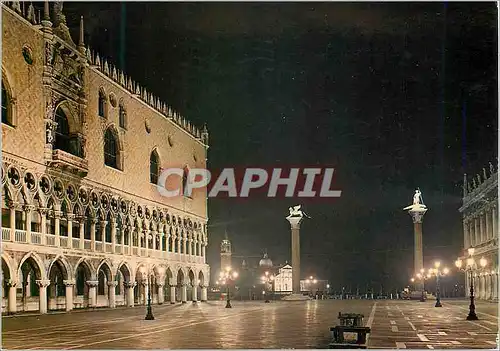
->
63, 279, 76, 286
23, 204, 36, 212
53, 211, 62, 219
6, 279, 17, 287
287, 216, 303, 229
157, 282, 165, 288
36, 279, 51, 288
66, 213, 75, 221
107, 281, 118, 287
100, 220, 108, 226
124, 281, 137, 288
39, 207, 50, 215
86, 280, 99, 287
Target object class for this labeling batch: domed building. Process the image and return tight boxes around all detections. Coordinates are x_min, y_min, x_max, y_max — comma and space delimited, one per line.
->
259, 253, 273, 269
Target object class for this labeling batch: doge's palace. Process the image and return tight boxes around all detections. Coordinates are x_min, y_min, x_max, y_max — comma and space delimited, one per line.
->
1, 2, 210, 314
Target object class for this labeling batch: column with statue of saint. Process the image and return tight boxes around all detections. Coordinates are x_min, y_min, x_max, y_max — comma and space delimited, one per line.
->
404, 189, 428, 301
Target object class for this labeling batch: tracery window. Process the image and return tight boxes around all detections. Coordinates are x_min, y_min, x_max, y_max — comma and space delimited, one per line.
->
104, 127, 119, 169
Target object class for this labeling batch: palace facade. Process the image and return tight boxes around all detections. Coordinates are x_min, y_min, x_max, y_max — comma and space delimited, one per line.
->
459, 161, 498, 301
1, 2, 210, 314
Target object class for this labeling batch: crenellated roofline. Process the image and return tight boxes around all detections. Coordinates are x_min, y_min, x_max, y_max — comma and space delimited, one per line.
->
2, 1, 209, 148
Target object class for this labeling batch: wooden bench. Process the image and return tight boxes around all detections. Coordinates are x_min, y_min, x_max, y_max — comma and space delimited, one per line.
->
330, 325, 371, 347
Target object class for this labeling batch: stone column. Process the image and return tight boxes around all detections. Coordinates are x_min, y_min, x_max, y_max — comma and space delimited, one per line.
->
182, 237, 187, 255
90, 219, 96, 251
405, 204, 427, 295
24, 205, 33, 243
125, 281, 135, 307
111, 219, 116, 253
64, 279, 75, 311
468, 221, 474, 247
67, 214, 73, 248
181, 283, 187, 303
473, 216, 478, 246
40, 208, 48, 238
79, 219, 85, 249
170, 283, 176, 304
141, 280, 148, 305
36, 279, 51, 314
191, 283, 198, 302
177, 236, 181, 254
201, 285, 208, 302
286, 215, 304, 295
6, 279, 17, 313
187, 239, 192, 256
202, 243, 206, 260
100, 220, 108, 251
86, 280, 98, 307
159, 231, 164, 253
479, 212, 485, 244
107, 281, 117, 308
54, 211, 61, 246
492, 206, 498, 241
485, 210, 492, 241
157, 282, 164, 304
9, 204, 16, 241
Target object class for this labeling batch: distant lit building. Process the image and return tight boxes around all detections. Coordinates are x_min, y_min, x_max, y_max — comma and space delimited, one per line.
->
273, 264, 292, 294
301, 278, 328, 295
220, 232, 232, 274
459, 162, 498, 301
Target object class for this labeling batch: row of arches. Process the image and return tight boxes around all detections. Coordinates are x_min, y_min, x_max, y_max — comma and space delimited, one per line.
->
2, 252, 209, 314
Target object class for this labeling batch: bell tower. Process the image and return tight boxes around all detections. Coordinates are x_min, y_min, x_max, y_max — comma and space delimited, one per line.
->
220, 230, 232, 272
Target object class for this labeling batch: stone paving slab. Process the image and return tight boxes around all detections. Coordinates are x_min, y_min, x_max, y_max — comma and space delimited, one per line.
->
1, 299, 498, 349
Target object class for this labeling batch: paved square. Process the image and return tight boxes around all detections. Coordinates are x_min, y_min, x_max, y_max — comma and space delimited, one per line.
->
2, 299, 498, 349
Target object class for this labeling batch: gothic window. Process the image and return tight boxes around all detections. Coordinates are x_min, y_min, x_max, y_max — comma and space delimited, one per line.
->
98, 89, 106, 118
104, 127, 120, 169
150, 150, 159, 185
54, 107, 71, 154
119, 102, 126, 129
1, 82, 10, 125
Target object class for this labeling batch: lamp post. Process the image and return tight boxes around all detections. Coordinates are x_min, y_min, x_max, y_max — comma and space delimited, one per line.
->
455, 248, 487, 320
218, 266, 238, 308
261, 271, 275, 303
428, 261, 449, 307
140, 266, 161, 321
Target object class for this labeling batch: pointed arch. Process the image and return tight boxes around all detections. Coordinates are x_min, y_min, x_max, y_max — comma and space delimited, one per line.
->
1, 252, 16, 282
96, 258, 114, 281
116, 261, 132, 282
74, 258, 95, 281
47, 255, 71, 280
18, 251, 47, 281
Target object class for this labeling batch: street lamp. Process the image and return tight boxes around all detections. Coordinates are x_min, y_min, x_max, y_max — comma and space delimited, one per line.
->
140, 266, 155, 320
261, 271, 275, 303
455, 248, 487, 320
427, 261, 449, 307
218, 266, 238, 308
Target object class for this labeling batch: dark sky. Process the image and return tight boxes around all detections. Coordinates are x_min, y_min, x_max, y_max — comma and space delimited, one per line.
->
60, 2, 497, 292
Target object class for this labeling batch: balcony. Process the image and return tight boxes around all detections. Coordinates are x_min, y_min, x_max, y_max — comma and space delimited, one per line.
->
51, 149, 88, 176
2, 229, 206, 265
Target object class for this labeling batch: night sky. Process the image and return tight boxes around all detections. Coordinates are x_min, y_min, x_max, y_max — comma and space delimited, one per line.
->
60, 2, 497, 292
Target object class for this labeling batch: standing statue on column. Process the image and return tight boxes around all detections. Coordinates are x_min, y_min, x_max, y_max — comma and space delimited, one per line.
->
413, 189, 422, 205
